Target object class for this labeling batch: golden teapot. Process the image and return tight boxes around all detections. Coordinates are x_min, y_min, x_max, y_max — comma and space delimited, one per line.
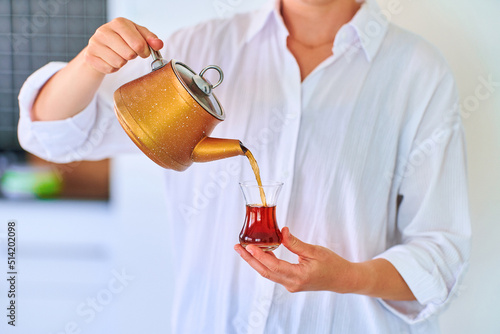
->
113, 47, 245, 171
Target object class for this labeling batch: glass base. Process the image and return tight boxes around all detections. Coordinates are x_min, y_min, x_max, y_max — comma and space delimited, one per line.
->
240, 242, 280, 252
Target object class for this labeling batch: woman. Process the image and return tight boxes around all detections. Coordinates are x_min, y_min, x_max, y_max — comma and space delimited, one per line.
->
19, 0, 470, 332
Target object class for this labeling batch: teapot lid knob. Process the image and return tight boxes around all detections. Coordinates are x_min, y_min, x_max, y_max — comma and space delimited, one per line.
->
171, 60, 226, 119
192, 65, 224, 96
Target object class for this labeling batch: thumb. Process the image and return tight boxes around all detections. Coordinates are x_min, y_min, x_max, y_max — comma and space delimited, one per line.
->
135, 24, 164, 55
282, 227, 316, 258
146, 36, 164, 51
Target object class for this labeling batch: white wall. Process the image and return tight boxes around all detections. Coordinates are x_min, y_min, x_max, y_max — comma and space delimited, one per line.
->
107, 0, 499, 333
108, 0, 270, 38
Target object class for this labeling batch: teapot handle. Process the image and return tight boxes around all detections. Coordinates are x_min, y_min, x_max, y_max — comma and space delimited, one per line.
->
149, 46, 168, 71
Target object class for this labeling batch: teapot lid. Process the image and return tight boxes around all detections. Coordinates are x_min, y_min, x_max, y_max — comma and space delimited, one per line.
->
171, 60, 225, 121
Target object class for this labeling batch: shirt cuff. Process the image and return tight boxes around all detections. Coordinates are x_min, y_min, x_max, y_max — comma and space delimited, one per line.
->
375, 245, 468, 324
18, 62, 98, 162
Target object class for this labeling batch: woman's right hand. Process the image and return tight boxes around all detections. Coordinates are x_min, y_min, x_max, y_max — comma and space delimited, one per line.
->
84, 17, 164, 74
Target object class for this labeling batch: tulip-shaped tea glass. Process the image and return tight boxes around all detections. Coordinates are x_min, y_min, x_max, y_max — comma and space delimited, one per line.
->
239, 181, 283, 252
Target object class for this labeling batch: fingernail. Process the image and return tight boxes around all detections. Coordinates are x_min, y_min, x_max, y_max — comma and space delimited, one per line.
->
247, 247, 254, 256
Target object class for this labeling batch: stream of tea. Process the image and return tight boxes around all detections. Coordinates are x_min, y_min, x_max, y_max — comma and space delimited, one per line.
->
244, 150, 267, 206
240, 147, 282, 251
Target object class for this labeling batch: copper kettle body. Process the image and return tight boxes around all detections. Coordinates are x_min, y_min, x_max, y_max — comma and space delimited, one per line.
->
113, 48, 245, 171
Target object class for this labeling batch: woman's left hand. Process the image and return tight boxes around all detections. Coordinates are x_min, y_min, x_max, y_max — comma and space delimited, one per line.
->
234, 227, 358, 293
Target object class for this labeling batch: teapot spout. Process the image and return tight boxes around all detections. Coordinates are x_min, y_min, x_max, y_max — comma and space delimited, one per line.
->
192, 137, 247, 163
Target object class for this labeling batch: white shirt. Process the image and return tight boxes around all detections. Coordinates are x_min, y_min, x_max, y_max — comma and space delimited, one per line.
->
18, 1, 471, 333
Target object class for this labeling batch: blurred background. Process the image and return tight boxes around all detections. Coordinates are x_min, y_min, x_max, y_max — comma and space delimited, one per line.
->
0, 0, 498, 333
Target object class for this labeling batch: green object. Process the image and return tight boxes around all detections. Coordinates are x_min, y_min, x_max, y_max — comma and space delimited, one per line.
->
1, 166, 62, 199
33, 171, 62, 198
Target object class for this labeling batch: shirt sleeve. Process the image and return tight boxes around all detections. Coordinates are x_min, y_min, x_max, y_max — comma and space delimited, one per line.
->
17, 59, 147, 163
375, 69, 471, 324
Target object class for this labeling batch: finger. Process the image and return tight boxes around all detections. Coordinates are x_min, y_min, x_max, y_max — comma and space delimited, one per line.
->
266, 251, 278, 259
234, 245, 282, 283
88, 57, 118, 74
89, 42, 127, 71
136, 25, 164, 50
246, 245, 292, 275
110, 19, 152, 58
147, 37, 164, 51
135, 24, 163, 55
96, 28, 138, 61
282, 227, 316, 258
85, 47, 120, 74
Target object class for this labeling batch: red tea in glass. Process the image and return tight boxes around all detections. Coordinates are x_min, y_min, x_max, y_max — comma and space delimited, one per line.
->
240, 205, 282, 251
239, 181, 283, 252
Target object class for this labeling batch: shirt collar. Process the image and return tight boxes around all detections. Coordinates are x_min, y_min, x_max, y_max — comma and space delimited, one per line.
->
245, 0, 389, 62
244, 0, 284, 43
346, 0, 389, 62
